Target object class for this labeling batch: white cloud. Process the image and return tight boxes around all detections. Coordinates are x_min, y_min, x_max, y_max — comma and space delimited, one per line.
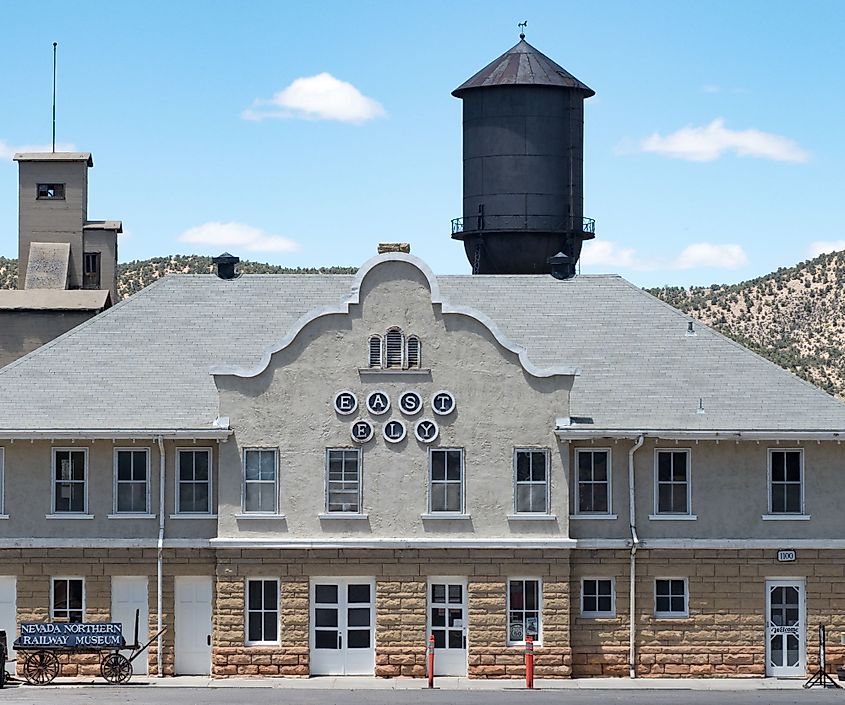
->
581, 240, 747, 272
640, 118, 809, 163
807, 240, 845, 258
242, 73, 385, 124
0, 139, 77, 160
671, 243, 747, 269
580, 240, 640, 268
701, 85, 721, 93
177, 222, 300, 253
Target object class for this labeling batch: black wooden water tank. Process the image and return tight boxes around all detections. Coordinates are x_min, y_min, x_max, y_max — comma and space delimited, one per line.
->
452, 39, 595, 276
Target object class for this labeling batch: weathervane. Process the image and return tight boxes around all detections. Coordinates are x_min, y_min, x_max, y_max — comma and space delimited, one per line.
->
518, 21, 527, 39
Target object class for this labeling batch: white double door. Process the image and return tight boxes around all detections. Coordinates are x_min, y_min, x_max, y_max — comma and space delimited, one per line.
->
428, 578, 467, 675
311, 578, 375, 675
765, 579, 805, 677
175, 576, 213, 676
111, 576, 149, 674
0, 577, 15, 676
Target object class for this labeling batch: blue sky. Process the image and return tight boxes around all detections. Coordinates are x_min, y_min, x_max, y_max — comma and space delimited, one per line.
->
1, 0, 843, 287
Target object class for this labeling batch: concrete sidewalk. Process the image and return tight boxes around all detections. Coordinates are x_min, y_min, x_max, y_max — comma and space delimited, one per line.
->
14, 675, 821, 690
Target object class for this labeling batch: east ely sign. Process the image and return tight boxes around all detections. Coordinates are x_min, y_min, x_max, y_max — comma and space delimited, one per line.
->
15, 623, 125, 648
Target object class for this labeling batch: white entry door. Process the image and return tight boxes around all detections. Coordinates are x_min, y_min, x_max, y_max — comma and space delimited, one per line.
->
175, 576, 213, 675
765, 579, 805, 677
0, 577, 15, 676
428, 578, 467, 675
112, 576, 149, 674
311, 578, 375, 675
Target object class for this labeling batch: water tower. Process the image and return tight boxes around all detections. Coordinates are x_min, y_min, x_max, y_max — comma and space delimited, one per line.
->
451, 35, 595, 276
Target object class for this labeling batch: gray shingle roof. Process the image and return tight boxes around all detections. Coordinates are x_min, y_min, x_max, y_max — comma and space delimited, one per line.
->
2, 266, 844, 433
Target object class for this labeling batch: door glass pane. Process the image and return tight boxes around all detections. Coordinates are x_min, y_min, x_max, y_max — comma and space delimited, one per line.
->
432, 584, 445, 603
316, 585, 338, 604
433, 630, 446, 648
315, 630, 338, 649
448, 585, 462, 603
315, 608, 337, 627
348, 607, 370, 627
347, 629, 370, 648
448, 631, 463, 648
348, 584, 370, 603
787, 634, 799, 666
770, 635, 783, 666
432, 608, 446, 627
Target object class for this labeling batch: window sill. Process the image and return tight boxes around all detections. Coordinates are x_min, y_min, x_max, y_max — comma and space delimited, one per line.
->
654, 613, 690, 619
648, 514, 698, 521
169, 513, 218, 520
581, 612, 616, 619
318, 513, 369, 520
761, 514, 811, 521
107, 513, 156, 520
508, 641, 543, 648
357, 368, 432, 378
235, 513, 286, 520
0, 514, 8, 520
45, 514, 94, 520
420, 513, 471, 520
569, 514, 618, 521
507, 514, 558, 521
245, 641, 281, 647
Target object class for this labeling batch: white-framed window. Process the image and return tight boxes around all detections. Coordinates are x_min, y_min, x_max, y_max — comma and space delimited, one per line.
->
51, 577, 84, 623
507, 578, 541, 645
52, 448, 88, 514
367, 327, 422, 369
243, 448, 278, 514
176, 448, 212, 514
326, 448, 361, 513
0, 447, 4, 516
768, 449, 804, 514
429, 448, 464, 513
513, 448, 550, 514
575, 448, 611, 515
245, 578, 279, 645
581, 578, 615, 618
113, 448, 150, 514
654, 449, 691, 515
654, 578, 688, 618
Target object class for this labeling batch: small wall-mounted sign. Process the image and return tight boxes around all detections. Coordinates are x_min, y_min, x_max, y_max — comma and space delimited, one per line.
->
350, 420, 374, 444
432, 390, 456, 416
383, 419, 407, 443
777, 550, 796, 563
414, 419, 439, 443
366, 390, 391, 415
334, 391, 358, 415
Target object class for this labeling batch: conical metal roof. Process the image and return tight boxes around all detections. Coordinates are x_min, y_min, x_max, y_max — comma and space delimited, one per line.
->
452, 39, 594, 97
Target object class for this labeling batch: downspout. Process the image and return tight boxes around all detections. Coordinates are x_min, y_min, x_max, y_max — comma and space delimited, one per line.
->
628, 435, 644, 679
156, 436, 165, 678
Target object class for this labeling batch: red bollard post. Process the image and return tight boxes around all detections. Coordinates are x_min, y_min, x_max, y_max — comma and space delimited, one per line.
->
525, 635, 534, 689
427, 634, 435, 688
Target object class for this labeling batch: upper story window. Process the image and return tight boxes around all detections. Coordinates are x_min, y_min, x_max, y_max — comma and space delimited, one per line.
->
367, 328, 421, 369
575, 449, 611, 516
243, 448, 278, 514
654, 449, 692, 516
513, 449, 550, 514
52, 448, 88, 514
429, 448, 464, 514
769, 449, 804, 515
83, 252, 101, 289
326, 448, 361, 514
176, 448, 212, 514
114, 448, 150, 514
37, 183, 65, 200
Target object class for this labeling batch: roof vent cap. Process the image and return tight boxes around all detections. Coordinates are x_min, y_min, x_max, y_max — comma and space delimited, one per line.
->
212, 252, 240, 280
548, 252, 575, 280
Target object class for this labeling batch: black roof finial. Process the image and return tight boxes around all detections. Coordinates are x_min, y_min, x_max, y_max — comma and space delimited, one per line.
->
518, 20, 527, 40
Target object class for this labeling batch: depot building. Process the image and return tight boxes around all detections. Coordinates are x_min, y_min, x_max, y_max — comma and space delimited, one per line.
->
2, 37, 845, 681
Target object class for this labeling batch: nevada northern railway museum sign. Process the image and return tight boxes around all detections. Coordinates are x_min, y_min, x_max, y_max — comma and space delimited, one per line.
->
15, 623, 124, 648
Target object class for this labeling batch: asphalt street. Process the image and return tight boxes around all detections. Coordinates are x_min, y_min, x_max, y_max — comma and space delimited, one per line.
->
0, 687, 843, 705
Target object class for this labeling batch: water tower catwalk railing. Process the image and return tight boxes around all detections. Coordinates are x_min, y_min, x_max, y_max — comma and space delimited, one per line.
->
451, 215, 596, 238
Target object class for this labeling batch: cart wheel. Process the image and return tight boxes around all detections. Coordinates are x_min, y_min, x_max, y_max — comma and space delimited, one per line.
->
24, 650, 59, 685
100, 653, 132, 684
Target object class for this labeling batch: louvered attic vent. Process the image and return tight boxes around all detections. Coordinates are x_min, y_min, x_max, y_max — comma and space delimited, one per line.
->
367, 328, 421, 370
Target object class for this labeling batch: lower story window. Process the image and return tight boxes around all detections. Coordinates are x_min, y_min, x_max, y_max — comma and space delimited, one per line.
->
507, 578, 541, 644
246, 579, 279, 644
581, 578, 615, 617
654, 578, 688, 617
52, 578, 84, 623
